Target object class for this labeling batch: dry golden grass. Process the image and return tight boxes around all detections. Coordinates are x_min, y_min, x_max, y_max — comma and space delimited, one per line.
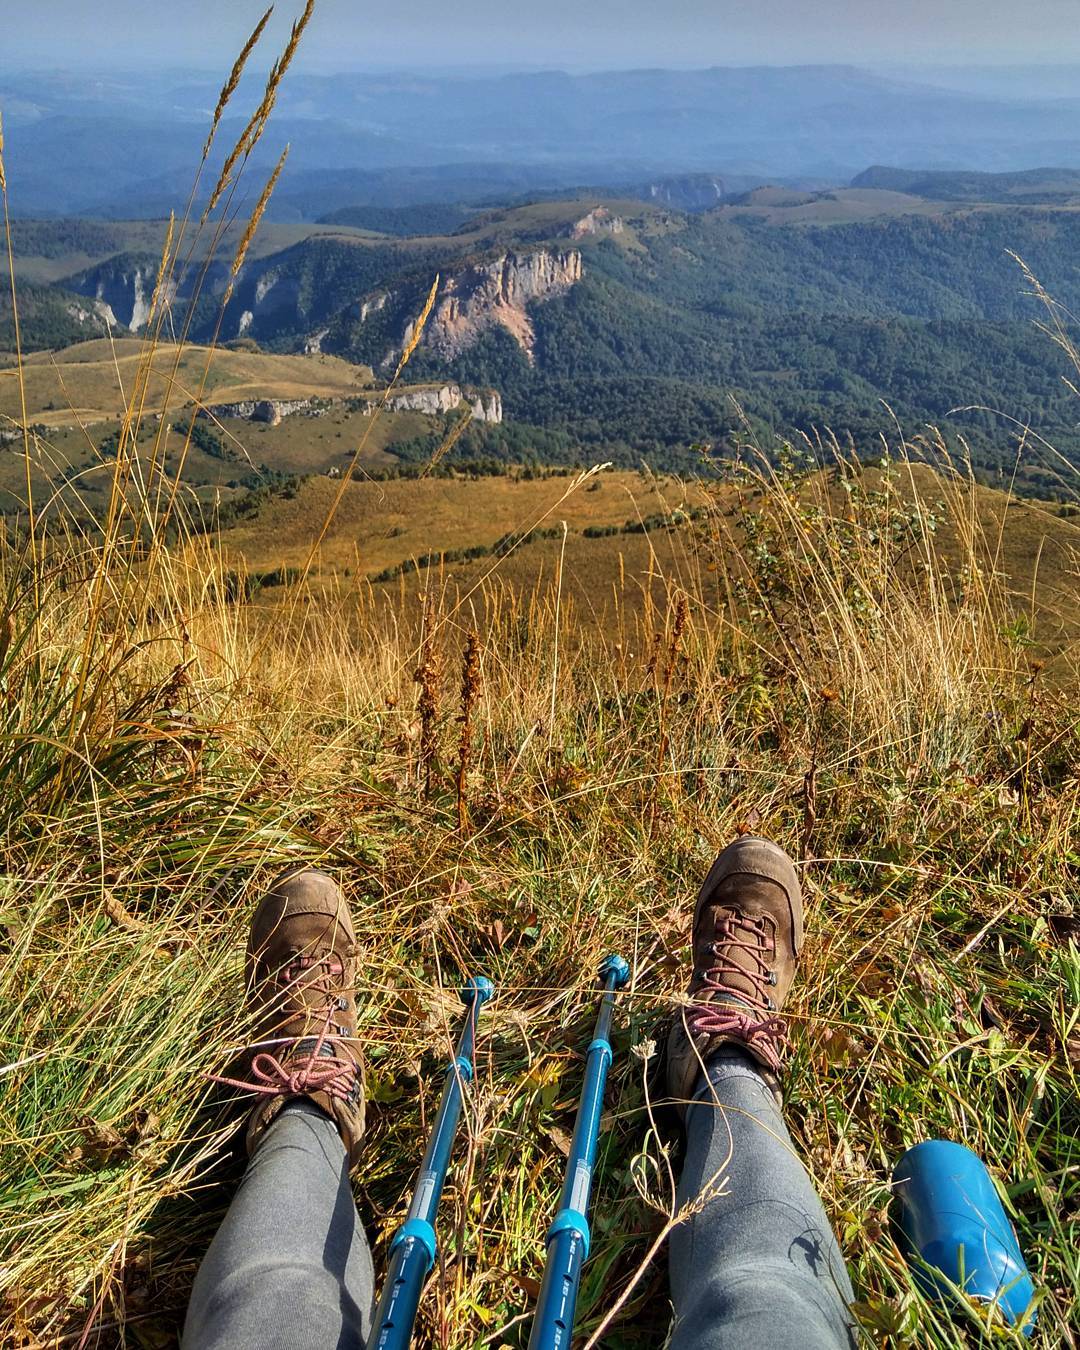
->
0, 339, 374, 428
220, 459, 1080, 661
1, 446, 1077, 1348
353, 527, 712, 635
0, 13, 1078, 1350
222, 469, 708, 571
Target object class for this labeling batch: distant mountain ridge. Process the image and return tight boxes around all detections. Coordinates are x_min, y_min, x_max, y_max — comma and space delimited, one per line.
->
11, 183, 1080, 494
852, 165, 1080, 202
10, 64, 1080, 217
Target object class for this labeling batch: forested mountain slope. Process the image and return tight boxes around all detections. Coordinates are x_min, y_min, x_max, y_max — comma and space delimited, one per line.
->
235, 197, 1080, 479
12, 190, 1080, 488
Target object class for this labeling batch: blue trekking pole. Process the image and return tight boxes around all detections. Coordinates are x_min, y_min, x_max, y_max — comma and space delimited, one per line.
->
366, 975, 494, 1350
528, 954, 631, 1350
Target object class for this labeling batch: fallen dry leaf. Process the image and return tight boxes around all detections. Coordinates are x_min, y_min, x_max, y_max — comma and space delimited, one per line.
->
104, 893, 146, 933
811, 1026, 863, 1065
128, 1109, 160, 1147
506, 1270, 541, 1302
734, 807, 763, 835
547, 1125, 572, 1157
69, 1116, 128, 1168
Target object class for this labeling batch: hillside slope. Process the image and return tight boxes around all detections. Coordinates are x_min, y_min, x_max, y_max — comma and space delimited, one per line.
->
197, 198, 1080, 479
218, 461, 1080, 657
14, 191, 1080, 489
4, 446, 1077, 1347
852, 165, 1080, 202
0, 340, 375, 428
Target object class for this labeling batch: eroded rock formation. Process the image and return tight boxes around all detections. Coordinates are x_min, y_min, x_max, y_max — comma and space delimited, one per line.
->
197, 398, 316, 426
370, 384, 502, 423
567, 207, 625, 239
351, 249, 582, 368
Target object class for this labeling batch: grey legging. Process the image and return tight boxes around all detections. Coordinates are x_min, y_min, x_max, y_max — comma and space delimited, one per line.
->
183, 1100, 375, 1348
670, 1048, 857, 1348
183, 1055, 855, 1349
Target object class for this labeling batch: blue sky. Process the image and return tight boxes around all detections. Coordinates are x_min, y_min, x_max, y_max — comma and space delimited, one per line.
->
6, 0, 1080, 71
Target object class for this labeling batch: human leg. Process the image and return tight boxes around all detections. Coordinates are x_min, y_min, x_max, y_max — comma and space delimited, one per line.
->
667, 838, 857, 1349
184, 867, 371, 1349
182, 1099, 374, 1349
669, 1050, 855, 1349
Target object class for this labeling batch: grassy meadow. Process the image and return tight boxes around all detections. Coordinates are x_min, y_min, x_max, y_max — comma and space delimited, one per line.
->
224, 460, 1080, 657
0, 339, 375, 428
1, 12, 1079, 1350
0, 441, 1078, 1349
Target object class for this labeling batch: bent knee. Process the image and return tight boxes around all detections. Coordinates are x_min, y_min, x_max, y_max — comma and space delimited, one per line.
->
671, 1263, 855, 1350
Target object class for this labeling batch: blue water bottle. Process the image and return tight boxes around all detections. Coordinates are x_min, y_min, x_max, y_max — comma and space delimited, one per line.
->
892, 1140, 1036, 1335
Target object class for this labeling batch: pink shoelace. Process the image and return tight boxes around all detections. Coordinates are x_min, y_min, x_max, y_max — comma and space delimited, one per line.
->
210, 951, 359, 1104
687, 911, 788, 1072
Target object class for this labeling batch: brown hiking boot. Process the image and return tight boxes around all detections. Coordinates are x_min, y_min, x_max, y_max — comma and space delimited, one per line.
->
211, 866, 365, 1165
667, 837, 803, 1111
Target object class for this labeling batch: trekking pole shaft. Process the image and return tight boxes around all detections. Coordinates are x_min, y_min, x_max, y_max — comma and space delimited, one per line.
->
528, 955, 630, 1350
366, 976, 494, 1350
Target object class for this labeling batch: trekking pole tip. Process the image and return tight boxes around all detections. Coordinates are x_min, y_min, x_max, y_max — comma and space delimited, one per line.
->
598, 954, 630, 989
461, 975, 495, 1008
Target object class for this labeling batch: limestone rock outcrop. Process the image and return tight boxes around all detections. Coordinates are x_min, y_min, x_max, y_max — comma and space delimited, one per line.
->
642, 174, 727, 212
64, 298, 120, 331
352, 249, 582, 368
369, 383, 502, 423
196, 385, 502, 427
197, 398, 316, 426
65, 256, 175, 333
468, 389, 503, 423
566, 207, 624, 239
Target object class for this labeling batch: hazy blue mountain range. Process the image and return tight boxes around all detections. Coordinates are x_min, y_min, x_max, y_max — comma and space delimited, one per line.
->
7, 64, 1080, 217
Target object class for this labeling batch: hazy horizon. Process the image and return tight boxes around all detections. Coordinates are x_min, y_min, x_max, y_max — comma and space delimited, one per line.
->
5, 0, 1080, 73
6, 4, 1080, 218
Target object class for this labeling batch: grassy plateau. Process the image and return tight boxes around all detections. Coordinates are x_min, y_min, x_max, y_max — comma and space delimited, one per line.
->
0, 9, 1078, 1349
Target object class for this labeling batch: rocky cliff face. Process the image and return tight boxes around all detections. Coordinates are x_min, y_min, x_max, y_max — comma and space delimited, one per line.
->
64, 298, 121, 332
196, 386, 502, 426
467, 389, 502, 423
566, 207, 624, 239
375, 385, 460, 416
353, 249, 582, 368
642, 174, 727, 212
197, 398, 317, 426
64, 255, 175, 333
237, 267, 303, 338
371, 383, 502, 423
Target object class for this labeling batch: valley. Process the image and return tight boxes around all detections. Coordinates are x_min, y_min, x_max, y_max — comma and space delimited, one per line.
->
5, 179, 1080, 504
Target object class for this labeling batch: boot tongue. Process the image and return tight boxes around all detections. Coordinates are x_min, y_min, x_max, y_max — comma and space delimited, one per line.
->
714, 992, 756, 1012
291, 1037, 341, 1061
710, 912, 771, 1009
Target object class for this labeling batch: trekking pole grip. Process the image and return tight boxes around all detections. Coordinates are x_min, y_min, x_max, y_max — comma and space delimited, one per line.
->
528, 954, 631, 1350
